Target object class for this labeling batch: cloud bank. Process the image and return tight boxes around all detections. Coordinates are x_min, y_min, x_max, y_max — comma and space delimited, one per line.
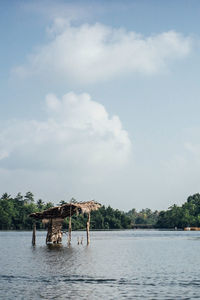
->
0, 92, 131, 171
13, 20, 192, 84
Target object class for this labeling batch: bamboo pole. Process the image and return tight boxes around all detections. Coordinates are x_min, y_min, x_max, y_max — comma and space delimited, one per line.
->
86, 213, 90, 245
46, 219, 52, 244
32, 223, 36, 246
68, 205, 72, 245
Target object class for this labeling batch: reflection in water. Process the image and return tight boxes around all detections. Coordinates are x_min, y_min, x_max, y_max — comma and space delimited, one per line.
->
1, 230, 200, 299
46, 243, 64, 250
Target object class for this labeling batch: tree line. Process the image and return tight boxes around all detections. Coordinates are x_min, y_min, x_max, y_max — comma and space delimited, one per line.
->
0, 192, 200, 230
156, 193, 200, 229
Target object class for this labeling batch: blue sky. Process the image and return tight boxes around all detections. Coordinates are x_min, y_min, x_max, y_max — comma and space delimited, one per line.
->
1, 0, 200, 210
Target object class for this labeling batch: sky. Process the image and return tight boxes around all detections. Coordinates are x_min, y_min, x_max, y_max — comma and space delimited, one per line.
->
1, 0, 200, 211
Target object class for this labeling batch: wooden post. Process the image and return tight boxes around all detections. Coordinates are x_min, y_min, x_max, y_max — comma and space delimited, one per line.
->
86, 213, 90, 245
32, 223, 36, 246
46, 219, 52, 244
68, 205, 72, 245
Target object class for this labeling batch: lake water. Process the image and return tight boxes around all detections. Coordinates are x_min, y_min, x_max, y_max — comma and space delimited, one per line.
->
0, 230, 200, 299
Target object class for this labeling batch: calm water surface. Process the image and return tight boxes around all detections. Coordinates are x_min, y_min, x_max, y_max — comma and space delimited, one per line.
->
0, 230, 200, 299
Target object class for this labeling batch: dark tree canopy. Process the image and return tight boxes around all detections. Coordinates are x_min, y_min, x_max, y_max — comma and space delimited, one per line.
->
156, 193, 200, 228
1, 192, 200, 230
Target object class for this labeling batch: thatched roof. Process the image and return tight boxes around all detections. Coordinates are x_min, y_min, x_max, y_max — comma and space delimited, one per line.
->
29, 200, 101, 220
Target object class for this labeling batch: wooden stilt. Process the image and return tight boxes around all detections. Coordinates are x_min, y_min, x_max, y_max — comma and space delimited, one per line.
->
46, 219, 52, 244
86, 213, 90, 245
68, 205, 72, 245
32, 223, 36, 246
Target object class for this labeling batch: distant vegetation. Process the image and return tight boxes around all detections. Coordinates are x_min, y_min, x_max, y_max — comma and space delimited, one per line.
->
156, 193, 200, 229
0, 192, 133, 230
1, 192, 200, 230
0, 192, 53, 230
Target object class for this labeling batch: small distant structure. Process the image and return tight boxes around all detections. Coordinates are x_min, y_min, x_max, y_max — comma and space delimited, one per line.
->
30, 200, 101, 246
184, 227, 200, 231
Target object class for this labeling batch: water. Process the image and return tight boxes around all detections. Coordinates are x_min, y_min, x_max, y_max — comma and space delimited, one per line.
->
0, 230, 200, 299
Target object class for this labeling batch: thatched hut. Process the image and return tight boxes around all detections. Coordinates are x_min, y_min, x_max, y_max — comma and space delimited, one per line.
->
30, 201, 101, 245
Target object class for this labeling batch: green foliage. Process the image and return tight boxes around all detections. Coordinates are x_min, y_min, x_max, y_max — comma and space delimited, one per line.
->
0, 192, 53, 230
156, 193, 200, 229
2, 191, 200, 230
90, 206, 132, 230
62, 206, 132, 230
0, 193, 132, 230
126, 208, 159, 227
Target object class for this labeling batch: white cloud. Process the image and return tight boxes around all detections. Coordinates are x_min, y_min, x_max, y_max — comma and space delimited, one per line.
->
13, 21, 193, 84
0, 92, 131, 171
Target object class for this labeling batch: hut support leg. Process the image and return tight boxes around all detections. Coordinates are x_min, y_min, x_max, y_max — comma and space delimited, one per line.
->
46, 219, 52, 244
68, 216, 72, 245
86, 213, 90, 245
32, 223, 36, 246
